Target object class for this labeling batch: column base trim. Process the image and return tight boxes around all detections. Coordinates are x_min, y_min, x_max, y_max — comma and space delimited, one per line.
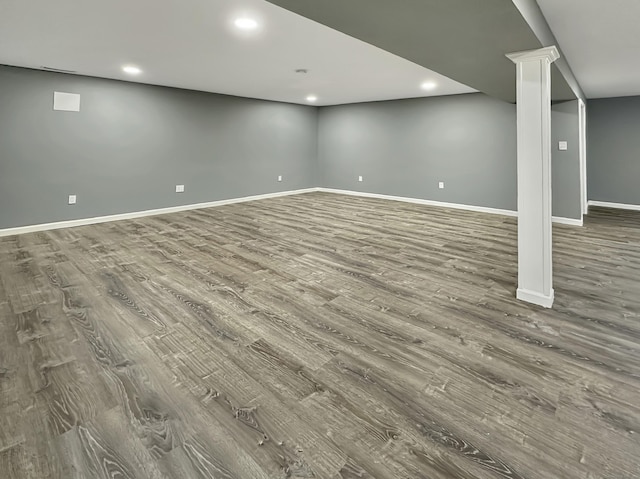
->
517, 288, 555, 308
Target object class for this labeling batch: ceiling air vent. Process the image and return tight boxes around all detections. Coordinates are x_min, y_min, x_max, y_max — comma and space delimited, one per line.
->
41, 66, 77, 74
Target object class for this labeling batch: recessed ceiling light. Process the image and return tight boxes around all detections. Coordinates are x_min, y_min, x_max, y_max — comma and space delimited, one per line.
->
421, 81, 437, 91
234, 18, 258, 30
122, 65, 142, 75
306, 95, 318, 103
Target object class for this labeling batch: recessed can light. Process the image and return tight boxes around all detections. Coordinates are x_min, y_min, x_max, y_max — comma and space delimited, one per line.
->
421, 81, 437, 91
123, 65, 142, 75
306, 95, 318, 103
235, 18, 258, 30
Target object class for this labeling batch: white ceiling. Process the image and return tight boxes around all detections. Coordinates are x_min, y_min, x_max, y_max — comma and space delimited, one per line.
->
0, 0, 475, 106
536, 0, 640, 99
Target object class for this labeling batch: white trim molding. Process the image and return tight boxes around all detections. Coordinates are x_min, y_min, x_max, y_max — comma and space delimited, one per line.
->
588, 200, 640, 212
0, 188, 317, 237
0, 187, 585, 237
318, 188, 582, 225
516, 288, 555, 309
552, 216, 583, 227
579, 100, 588, 216
506, 45, 560, 64
317, 188, 518, 217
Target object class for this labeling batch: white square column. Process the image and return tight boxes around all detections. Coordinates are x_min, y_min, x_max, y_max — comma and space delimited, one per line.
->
507, 46, 560, 308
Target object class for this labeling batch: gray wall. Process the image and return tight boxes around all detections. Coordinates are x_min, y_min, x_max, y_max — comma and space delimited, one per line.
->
318, 93, 582, 219
588, 96, 640, 205
318, 93, 518, 211
0, 65, 317, 229
551, 100, 582, 219
0, 65, 586, 230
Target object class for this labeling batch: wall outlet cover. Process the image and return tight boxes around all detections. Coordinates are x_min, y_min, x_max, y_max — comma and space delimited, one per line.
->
439, 182, 445, 189
559, 141, 568, 151
175, 185, 185, 193
68, 195, 77, 205
278, 175, 283, 182
358, 176, 363, 182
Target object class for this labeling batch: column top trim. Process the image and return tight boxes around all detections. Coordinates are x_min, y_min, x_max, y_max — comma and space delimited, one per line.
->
506, 45, 560, 64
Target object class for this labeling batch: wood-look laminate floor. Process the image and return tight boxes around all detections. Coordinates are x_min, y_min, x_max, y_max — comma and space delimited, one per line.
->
1, 192, 639, 479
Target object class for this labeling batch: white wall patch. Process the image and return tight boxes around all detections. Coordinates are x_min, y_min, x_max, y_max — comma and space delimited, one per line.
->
53, 92, 81, 112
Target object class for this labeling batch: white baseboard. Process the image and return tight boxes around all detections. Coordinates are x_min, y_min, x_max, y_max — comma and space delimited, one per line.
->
0, 187, 584, 237
316, 188, 518, 217
0, 188, 317, 237
317, 188, 583, 226
517, 288, 555, 308
588, 200, 640, 212
551, 216, 583, 227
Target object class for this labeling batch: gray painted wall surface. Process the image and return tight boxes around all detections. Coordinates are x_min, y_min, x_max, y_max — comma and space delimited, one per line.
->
0, 66, 317, 229
588, 96, 640, 205
0, 66, 586, 229
551, 100, 581, 219
318, 93, 582, 219
317, 93, 518, 211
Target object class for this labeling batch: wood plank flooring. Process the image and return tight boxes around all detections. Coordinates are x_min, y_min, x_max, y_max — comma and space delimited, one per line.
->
1, 192, 639, 478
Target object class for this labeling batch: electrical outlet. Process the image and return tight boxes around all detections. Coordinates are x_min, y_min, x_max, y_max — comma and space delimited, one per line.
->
68, 194, 77, 205
439, 181, 445, 189
175, 185, 185, 193
278, 175, 283, 182
559, 141, 568, 151
358, 176, 363, 182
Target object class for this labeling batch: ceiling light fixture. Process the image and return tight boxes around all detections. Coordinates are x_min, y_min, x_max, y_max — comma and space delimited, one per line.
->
306, 95, 318, 103
122, 65, 142, 75
234, 18, 258, 30
421, 81, 437, 91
